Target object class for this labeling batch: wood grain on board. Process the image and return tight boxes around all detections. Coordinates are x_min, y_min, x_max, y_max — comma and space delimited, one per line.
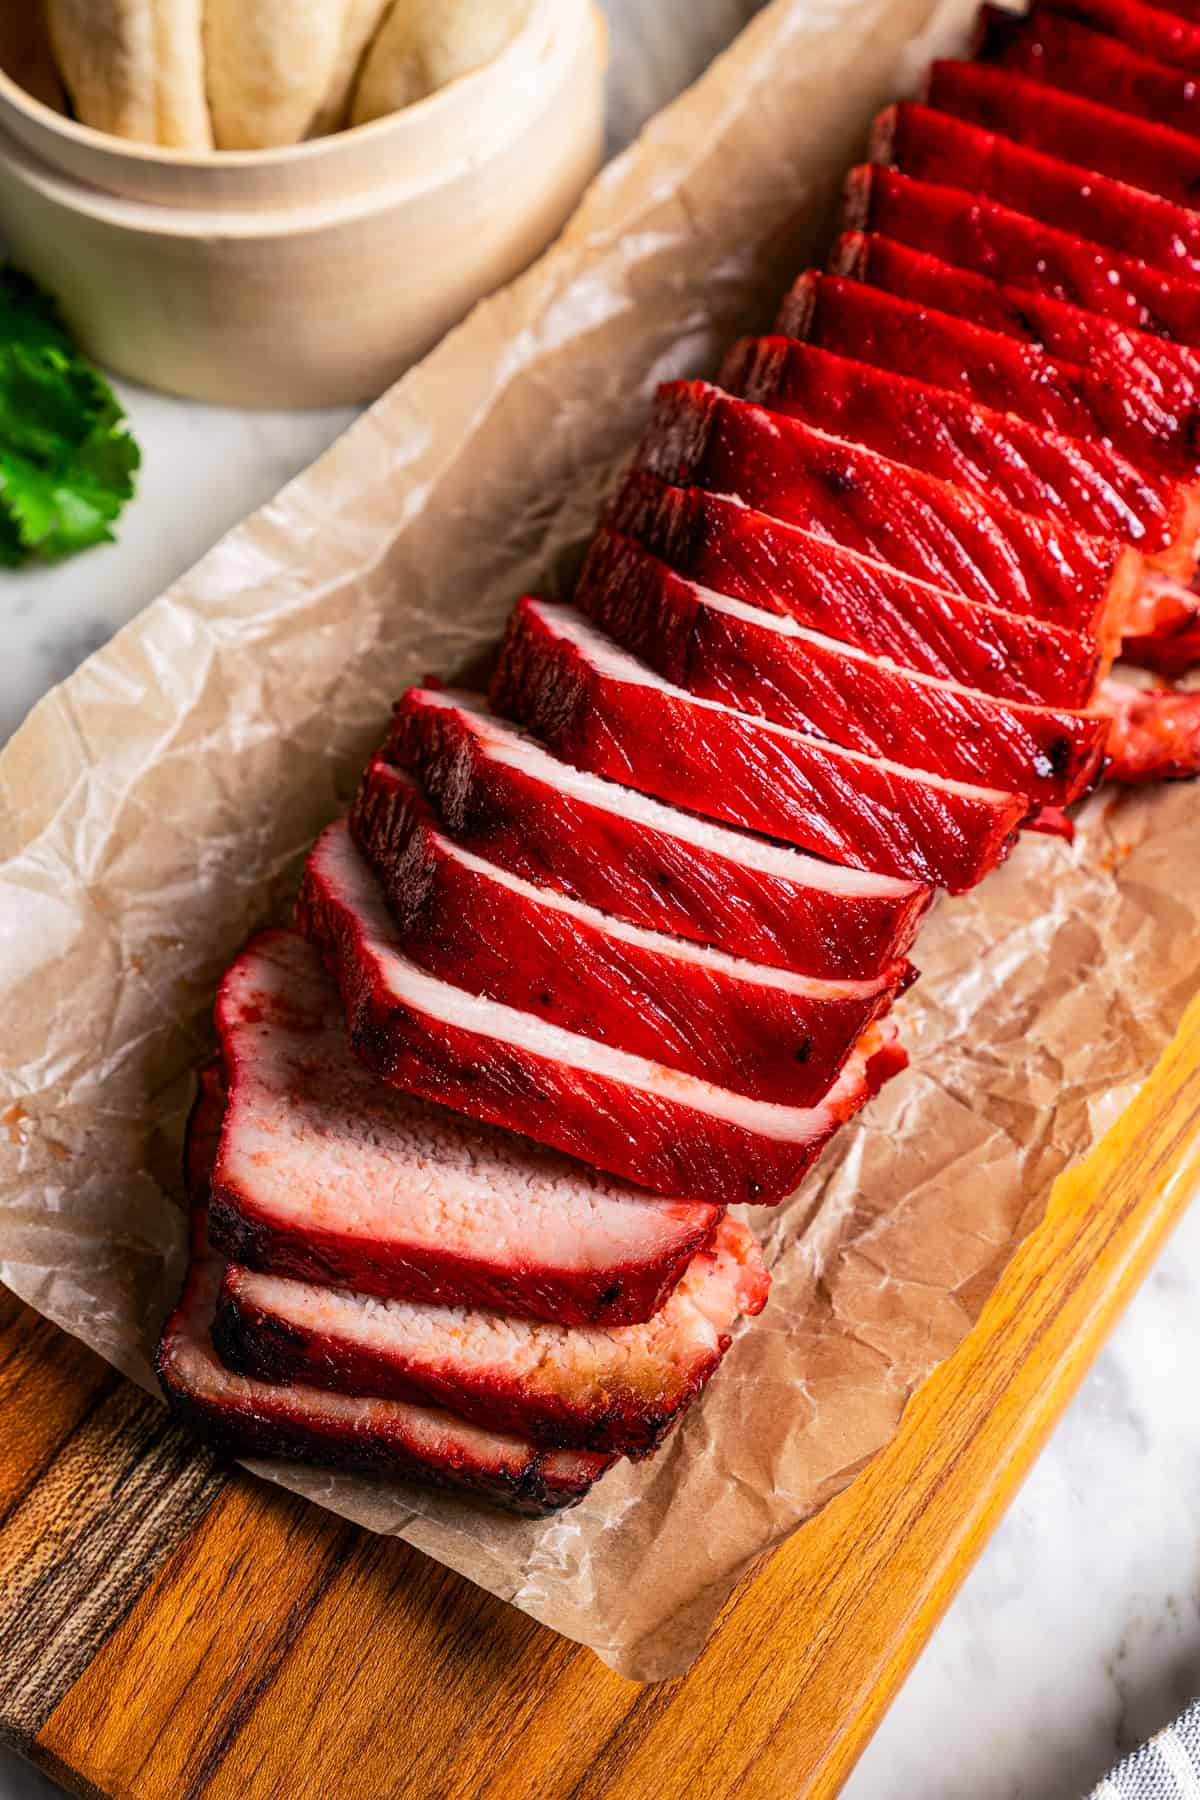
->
2, 991, 1198, 1800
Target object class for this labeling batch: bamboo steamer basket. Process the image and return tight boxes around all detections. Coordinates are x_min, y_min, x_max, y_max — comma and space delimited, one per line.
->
0, 0, 606, 407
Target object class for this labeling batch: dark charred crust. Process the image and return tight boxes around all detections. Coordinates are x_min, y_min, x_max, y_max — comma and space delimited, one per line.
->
161, 1389, 598, 1516
214, 1288, 720, 1457
212, 1285, 312, 1385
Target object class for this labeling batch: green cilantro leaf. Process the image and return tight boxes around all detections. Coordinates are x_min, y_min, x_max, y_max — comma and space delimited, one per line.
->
0, 267, 140, 566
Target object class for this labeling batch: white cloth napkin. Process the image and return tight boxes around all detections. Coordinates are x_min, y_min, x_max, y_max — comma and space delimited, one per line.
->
1090, 1703, 1200, 1799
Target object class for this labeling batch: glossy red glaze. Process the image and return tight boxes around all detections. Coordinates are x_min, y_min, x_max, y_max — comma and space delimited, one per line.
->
299, 823, 910, 1206
382, 691, 930, 979
976, 7, 1200, 141
492, 598, 1028, 891
352, 763, 909, 1107
576, 530, 1108, 807
636, 381, 1137, 644
726, 330, 1199, 576
874, 103, 1200, 280
1044, 0, 1200, 71
1095, 679, 1200, 783
927, 61, 1200, 214
844, 166, 1200, 349
608, 474, 1101, 707
778, 271, 1200, 481
1123, 617, 1200, 677
830, 233, 1200, 476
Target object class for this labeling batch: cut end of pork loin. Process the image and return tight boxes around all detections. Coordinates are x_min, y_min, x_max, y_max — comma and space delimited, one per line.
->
377, 686, 930, 979
1094, 678, 1200, 785
575, 528, 1107, 808
299, 820, 909, 1207
210, 930, 722, 1326
350, 759, 912, 1107
158, 1205, 615, 1514
607, 472, 1103, 708
215, 1206, 768, 1460
634, 381, 1136, 656
491, 597, 1026, 893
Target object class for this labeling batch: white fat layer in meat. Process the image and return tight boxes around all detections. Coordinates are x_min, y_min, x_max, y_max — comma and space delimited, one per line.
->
708, 485, 1076, 611
316, 826, 889, 1145
684, 579, 1089, 721
416, 688, 921, 900
382, 766, 890, 1000
526, 601, 1019, 805
217, 934, 711, 1270
230, 1216, 762, 1401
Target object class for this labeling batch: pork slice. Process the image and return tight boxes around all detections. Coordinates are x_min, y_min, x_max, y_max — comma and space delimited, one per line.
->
1033, 0, 1200, 73
726, 329, 1200, 580
158, 1204, 615, 1513
976, 6, 1200, 140
874, 103, 1200, 282
298, 820, 908, 1206
491, 597, 1027, 891
777, 272, 1200, 485
636, 381, 1137, 649
843, 165, 1200, 351
352, 762, 910, 1107
575, 530, 1108, 806
927, 61, 1200, 217
381, 686, 930, 979
215, 1196, 769, 1459
608, 473, 1101, 707
209, 932, 723, 1325
1093, 678, 1200, 783
825, 238, 1200, 539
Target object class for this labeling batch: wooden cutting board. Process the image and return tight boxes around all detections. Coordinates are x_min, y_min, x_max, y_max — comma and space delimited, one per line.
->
3, 993, 1199, 1800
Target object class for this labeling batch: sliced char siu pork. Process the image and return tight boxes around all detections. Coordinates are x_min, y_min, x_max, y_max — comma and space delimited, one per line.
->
299, 819, 908, 1206
215, 1221, 769, 1460
776, 273, 1200, 485
635, 381, 1140, 649
872, 104, 1200, 282
1029, 0, 1200, 72
491, 598, 1029, 890
350, 761, 911, 1107
1093, 680, 1200, 784
723, 333, 1200, 580
187, 1065, 769, 1458
830, 233, 1200, 456
608, 475, 1102, 707
975, 6, 1200, 138
208, 933, 723, 1325
574, 531, 1108, 806
924, 61, 1200, 214
379, 688, 930, 979
843, 165, 1200, 350
159, 1206, 616, 1512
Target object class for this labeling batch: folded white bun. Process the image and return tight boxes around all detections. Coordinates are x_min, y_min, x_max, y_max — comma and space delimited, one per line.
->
46, 0, 212, 148
204, 0, 352, 149
309, 0, 393, 136
351, 0, 529, 126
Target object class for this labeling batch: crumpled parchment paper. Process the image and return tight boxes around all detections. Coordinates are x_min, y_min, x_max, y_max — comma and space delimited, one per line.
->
3, 0, 1198, 1685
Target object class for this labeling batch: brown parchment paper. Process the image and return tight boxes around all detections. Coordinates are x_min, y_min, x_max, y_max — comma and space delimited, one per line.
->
3, 0, 1200, 1685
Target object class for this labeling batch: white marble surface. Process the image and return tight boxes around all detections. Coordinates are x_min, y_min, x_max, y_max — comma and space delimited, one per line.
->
3, 3, 1199, 1798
